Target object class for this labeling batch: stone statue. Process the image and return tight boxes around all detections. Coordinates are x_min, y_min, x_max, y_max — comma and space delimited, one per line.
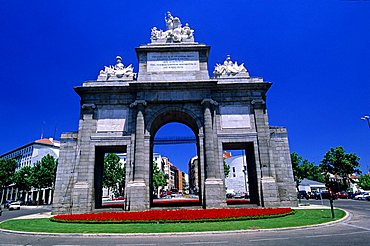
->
213, 55, 250, 78
97, 55, 136, 81
150, 12, 195, 43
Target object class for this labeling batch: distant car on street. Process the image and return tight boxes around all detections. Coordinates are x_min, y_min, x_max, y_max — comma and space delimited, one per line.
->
353, 192, 369, 200
3, 200, 14, 209
314, 191, 337, 200
8, 201, 21, 210
337, 191, 349, 199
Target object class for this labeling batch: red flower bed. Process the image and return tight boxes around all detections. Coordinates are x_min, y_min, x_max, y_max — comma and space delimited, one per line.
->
226, 199, 250, 205
51, 207, 293, 224
152, 198, 200, 207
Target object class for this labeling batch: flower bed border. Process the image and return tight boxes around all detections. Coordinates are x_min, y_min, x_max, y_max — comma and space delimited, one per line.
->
51, 208, 294, 224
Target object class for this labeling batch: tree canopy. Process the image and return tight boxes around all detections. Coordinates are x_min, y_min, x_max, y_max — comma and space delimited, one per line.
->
103, 153, 125, 194
31, 154, 58, 190
13, 165, 33, 191
152, 162, 168, 190
358, 175, 370, 190
224, 160, 230, 178
320, 147, 361, 177
291, 152, 325, 184
320, 146, 361, 191
0, 158, 18, 188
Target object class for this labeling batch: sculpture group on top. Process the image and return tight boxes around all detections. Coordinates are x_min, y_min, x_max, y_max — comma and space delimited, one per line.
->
213, 55, 250, 78
151, 12, 195, 43
97, 56, 136, 81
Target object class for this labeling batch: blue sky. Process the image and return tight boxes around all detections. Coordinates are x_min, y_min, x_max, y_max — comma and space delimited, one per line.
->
0, 1, 369, 174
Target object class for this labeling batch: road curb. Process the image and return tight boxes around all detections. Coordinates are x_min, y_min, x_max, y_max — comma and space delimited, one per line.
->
0, 208, 350, 237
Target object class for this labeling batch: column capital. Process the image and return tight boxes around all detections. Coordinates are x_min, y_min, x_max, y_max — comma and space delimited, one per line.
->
81, 103, 96, 110
81, 103, 96, 114
130, 100, 147, 108
251, 99, 265, 105
201, 98, 218, 107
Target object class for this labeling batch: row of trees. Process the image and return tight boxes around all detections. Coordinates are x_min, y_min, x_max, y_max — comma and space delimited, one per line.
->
0, 154, 58, 202
291, 146, 369, 192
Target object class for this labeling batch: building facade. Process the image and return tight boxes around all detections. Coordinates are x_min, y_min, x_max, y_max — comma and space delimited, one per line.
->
52, 13, 297, 214
224, 155, 249, 195
0, 138, 60, 204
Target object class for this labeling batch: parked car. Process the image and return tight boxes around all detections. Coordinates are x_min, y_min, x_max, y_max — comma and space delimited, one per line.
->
314, 191, 337, 200
297, 191, 309, 200
3, 200, 14, 209
337, 191, 349, 199
366, 196, 370, 201
16, 200, 25, 206
354, 192, 370, 200
8, 201, 21, 210
26, 200, 38, 206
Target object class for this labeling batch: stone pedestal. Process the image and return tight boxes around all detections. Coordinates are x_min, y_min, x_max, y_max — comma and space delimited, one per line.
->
126, 181, 149, 211
261, 177, 280, 207
204, 179, 227, 208
136, 43, 210, 81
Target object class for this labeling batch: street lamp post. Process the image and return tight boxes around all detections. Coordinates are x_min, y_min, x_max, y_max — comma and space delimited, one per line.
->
242, 150, 248, 198
243, 166, 248, 195
361, 115, 370, 128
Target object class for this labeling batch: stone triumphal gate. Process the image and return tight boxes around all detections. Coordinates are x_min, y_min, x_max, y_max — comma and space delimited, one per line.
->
52, 13, 297, 214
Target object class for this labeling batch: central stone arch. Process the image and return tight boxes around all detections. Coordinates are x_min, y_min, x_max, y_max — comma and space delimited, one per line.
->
147, 106, 204, 207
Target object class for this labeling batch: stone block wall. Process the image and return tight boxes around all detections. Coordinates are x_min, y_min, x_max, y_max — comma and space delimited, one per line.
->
52, 132, 78, 214
270, 126, 298, 207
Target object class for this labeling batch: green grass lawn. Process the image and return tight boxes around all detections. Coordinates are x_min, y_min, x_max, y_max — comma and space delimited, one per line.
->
0, 209, 345, 234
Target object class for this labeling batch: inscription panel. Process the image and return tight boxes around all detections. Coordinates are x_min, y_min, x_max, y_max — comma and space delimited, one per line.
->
147, 52, 200, 72
220, 106, 251, 129
97, 106, 128, 132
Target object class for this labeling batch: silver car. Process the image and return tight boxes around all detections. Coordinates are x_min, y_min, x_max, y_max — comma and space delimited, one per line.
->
8, 201, 21, 210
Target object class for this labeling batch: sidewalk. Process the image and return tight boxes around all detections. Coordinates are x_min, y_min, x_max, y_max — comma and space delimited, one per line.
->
294, 202, 331, 209
16, 211, 52, 220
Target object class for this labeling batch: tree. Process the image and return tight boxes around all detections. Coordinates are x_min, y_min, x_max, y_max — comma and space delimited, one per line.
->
320, 146, 362, 191
291, 152, 304, 181
224, 160, 230, 178
103, 153, 125, 195
291, 152, 325, 190
13, 166, 33, 192
0, 158, 18, 188
358, 175, 370, 190
299, 160, 325, 183
152, 162, 168, 191
31, 154, 58, 191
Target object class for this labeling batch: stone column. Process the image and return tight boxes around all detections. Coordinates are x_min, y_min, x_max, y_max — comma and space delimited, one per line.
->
133, 100, 146, 181
71, 103, 96, 213
126, 100, 149, 211
42, 188, 46, 204
1, 188, 4, 204
251, 99, 279, 206
202, 99, 226, 208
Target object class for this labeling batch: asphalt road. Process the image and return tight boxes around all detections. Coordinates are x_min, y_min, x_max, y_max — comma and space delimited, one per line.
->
0, 200, 369, 246
0, 205, 51, 222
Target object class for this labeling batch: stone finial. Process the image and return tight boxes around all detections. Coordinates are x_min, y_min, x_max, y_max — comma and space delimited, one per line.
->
97, 55, 136, 81
213, 55, 250, 78
150, 12, 195, 44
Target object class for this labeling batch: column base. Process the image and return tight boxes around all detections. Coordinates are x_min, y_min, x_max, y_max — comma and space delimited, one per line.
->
204, 178, 227, 208
126, 181, 149, 211
261, 177, 280, 207
70, 181, 94, 214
